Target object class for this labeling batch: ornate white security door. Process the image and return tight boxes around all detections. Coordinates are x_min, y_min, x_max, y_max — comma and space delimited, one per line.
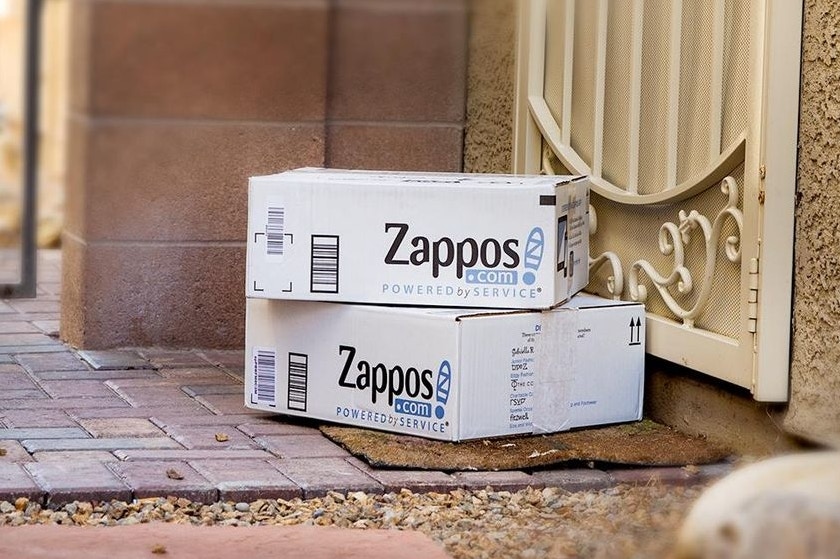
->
514, 0, 802, 401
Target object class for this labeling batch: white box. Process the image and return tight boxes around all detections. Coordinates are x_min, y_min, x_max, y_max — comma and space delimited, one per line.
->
244, 294, 645, 441
246, 168, 589, 309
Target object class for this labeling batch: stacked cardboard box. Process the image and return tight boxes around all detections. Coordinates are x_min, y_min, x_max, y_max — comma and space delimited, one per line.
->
244, 168, 644, 441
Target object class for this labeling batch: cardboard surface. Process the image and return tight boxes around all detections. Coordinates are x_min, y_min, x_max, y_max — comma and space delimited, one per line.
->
244, 295, 645, 441
246, 168, 590, 309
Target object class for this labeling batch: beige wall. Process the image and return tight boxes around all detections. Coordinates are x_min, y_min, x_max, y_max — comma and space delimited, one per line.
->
0, 1, 24, 165
0, 0, 69, 247
0, 0, 27, 227
36, 0, 69, 247
784, 0, 840, 446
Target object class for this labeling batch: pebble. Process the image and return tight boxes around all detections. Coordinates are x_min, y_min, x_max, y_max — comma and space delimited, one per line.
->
0, 484, 705, 558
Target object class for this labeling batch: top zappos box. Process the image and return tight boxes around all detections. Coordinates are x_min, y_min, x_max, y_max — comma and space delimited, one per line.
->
246, 168, 590, 309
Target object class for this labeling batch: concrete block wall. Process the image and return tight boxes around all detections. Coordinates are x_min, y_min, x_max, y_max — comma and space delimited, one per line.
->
326, 0, 467, 170
62, 0, 468, 349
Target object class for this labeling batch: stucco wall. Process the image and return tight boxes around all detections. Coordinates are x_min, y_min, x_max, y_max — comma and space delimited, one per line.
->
784, 0, 840, 445
463, 0, 515, 174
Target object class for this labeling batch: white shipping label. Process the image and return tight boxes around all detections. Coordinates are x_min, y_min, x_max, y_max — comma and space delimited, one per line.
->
286, 351, 309, 412
508, 323, 539, 431
252, 347, 278, 406
264, 198, 286, 260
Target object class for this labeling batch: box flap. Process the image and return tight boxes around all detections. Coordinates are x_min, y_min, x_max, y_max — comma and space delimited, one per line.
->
560, 293, 643, 310
252, 167, 585, 190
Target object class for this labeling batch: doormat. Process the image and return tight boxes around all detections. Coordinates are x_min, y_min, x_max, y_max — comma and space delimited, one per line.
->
320, 420, 731, 471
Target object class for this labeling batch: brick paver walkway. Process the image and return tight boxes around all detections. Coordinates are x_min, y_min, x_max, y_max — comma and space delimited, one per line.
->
0, 251, 732, 507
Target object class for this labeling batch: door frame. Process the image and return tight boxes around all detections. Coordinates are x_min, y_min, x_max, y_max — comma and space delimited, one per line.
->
513, 0, 803, 401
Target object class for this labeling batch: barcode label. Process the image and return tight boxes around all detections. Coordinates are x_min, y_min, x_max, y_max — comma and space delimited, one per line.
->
266, 206, 285, 256
253, 348, 277, 405
287, 353, 308, 412
310, 235, 339, 293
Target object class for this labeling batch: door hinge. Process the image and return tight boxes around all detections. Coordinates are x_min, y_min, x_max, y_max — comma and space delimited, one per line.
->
747, 256, 759, 334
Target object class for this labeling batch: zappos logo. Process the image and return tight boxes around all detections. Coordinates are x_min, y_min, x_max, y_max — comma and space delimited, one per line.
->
464, 227, 544, 287
385, 223, 520, 279
384, 223, 545, 287
338, 346, 451, 419
395, 359, 451, 420
338, 345, 434, 406
521, 227, 544, 286
434, 360, 451, 419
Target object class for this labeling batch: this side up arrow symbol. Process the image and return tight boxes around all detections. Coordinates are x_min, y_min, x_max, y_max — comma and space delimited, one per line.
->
629, 317, 642, 346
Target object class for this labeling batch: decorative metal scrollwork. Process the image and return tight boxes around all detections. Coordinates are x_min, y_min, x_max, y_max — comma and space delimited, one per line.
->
587, 206, 624, 299
626, 176, 743, 328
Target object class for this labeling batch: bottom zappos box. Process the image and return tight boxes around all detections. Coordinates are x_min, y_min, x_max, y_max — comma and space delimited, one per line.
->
244, 295, 645, 441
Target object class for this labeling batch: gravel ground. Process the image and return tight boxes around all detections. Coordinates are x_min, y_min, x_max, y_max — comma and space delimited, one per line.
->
0, 483, 704, 559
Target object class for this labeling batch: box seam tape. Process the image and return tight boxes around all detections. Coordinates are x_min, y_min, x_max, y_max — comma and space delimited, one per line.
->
532, 310, 573, 434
